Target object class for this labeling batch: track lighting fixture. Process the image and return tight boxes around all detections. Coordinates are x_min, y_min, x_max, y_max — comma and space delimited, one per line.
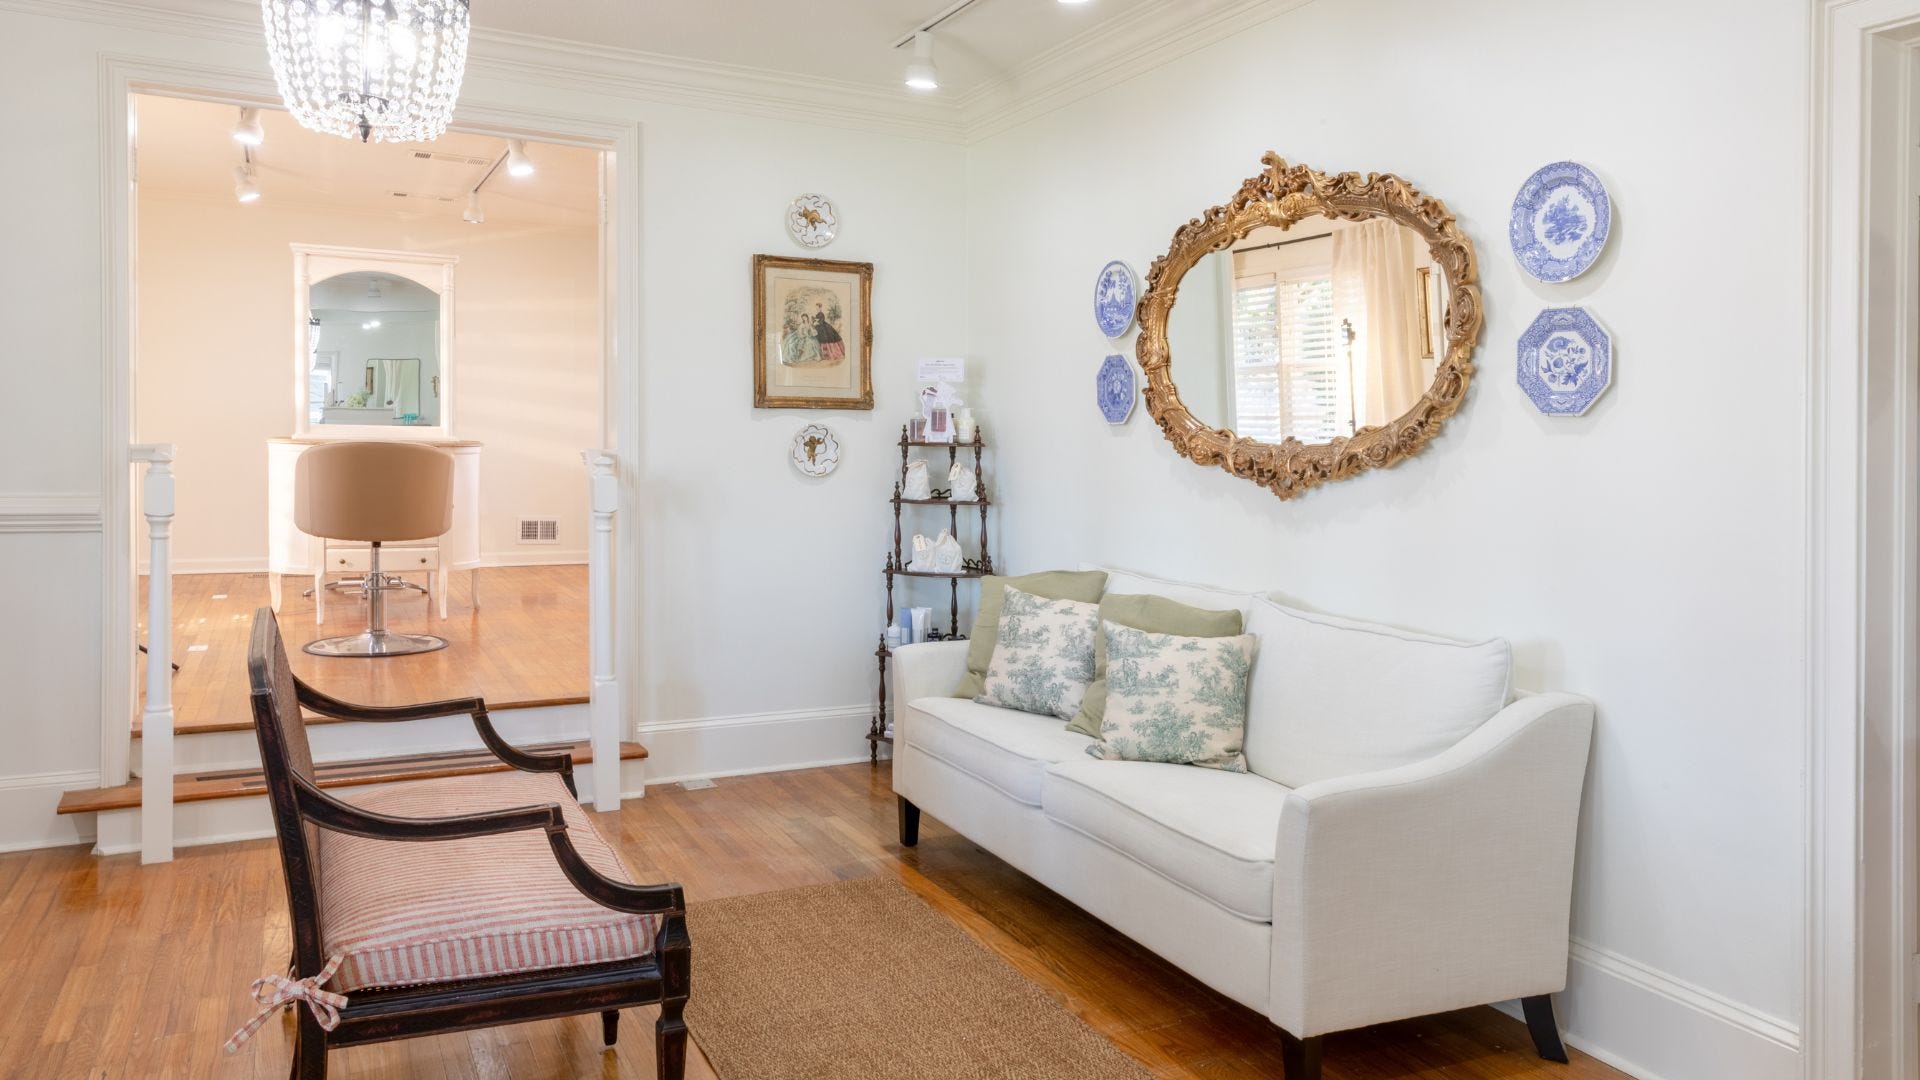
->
233, 162, 260, 204
904, 31, 939, 91
232, 106, 265, 146
463, 191, 485, 224
505, 139, 535, 178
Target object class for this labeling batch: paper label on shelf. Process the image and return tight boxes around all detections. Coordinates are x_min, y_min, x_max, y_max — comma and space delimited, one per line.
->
916, 356, 966, 383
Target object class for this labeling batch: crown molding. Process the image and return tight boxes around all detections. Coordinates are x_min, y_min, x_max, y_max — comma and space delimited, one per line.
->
0, 0, 966, 144
0, 494, 104, 534
957, 0, 1319, 143
2, 0, 1317, 147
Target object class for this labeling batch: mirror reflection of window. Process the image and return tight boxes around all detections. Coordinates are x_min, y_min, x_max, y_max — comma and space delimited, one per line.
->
1169, 217, 1444, 445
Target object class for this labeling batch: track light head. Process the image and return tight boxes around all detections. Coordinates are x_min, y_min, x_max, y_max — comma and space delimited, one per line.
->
233, 164, 260, 203
904, 31, 939, 91
232, 106, 265, 146
505, 139, 535, 178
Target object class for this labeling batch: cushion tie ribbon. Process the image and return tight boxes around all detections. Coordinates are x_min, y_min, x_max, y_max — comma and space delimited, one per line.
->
223, 955, 348, 1054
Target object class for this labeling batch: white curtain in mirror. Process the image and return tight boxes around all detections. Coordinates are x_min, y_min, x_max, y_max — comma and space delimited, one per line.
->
1331, 219, 1426, 429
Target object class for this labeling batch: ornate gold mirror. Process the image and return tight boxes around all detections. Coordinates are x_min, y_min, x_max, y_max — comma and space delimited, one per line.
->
1138, 153, 1483, 499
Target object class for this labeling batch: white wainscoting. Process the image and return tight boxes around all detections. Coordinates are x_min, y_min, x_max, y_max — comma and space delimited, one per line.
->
0, 770, 102, 853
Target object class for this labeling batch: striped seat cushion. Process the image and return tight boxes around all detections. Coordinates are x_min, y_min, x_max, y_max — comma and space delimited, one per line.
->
316, 770, 658, 992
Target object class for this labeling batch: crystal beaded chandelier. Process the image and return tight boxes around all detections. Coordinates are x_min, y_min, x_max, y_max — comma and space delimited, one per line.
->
260, 0, 471, 143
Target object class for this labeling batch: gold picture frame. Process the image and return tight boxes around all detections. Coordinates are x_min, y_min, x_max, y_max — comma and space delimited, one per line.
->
753, 254, 873, 410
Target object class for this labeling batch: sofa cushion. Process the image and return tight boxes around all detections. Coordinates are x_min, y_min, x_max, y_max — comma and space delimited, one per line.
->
955, 570, 1109, 699
903, 696, 1098, 806
976, 587, 1102, 720
1067, 592, 1245, 738
1042, 760, 1288, 921
317, 771, 657, 992
1242, 596, 1513, 789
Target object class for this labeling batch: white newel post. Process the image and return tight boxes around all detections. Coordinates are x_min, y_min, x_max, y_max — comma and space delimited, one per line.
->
583, 451, 623, 811
133, 444, 177, 864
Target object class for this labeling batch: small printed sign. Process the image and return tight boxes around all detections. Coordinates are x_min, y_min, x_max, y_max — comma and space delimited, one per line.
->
916, 356, 966, 383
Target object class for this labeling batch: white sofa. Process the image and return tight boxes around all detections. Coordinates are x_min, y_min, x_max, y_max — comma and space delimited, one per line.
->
890, 567, 1593, 1079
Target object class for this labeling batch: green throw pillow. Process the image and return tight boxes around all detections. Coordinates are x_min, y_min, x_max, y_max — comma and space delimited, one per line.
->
954, 570, 1108, 699
1066, 593, 1244, 738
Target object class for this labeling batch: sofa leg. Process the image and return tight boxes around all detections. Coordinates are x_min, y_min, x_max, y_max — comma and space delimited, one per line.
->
1279, 1031, 1321, 1080
897, 795, 921, 847
655, 997, 688, 1080
602, 1009, 619, 1047
1521, 994, 1570, 1063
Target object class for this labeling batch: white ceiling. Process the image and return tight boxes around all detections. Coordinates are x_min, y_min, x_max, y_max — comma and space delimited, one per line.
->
473, 0, 1160, 95
133, 93, 600, 227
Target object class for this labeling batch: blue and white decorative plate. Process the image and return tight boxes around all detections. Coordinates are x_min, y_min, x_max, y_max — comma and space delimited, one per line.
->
1097, 354, 1135, 424
1509, 162, 1611, 283
1517, 308, 1611, 416
1094, 260, 1138, 339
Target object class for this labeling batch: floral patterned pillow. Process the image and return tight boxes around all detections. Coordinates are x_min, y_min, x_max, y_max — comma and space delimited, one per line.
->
1088, 622, 1259, 771
974, 587, 1101, 720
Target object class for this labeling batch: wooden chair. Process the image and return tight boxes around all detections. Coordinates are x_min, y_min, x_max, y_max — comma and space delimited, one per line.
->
244, 608, 689, 1079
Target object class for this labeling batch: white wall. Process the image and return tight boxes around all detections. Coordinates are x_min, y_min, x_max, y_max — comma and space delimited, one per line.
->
963, 0, 1806, 1076
134, 192, 600, 568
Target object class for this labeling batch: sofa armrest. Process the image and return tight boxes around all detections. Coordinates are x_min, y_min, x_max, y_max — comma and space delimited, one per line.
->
1268, 691, 1593, 1038
891, 639, 971, 715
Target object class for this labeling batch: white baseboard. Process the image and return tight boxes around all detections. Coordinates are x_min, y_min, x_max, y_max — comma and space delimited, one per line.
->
1493, 938, 1800, 1080
478, 550, 587, 567
637, 703, 880, 784
0, 770, 100, 852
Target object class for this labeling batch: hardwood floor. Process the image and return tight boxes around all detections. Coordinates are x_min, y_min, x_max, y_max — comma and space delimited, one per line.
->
0, 762, 1628, 1079
137, 565, 589, 735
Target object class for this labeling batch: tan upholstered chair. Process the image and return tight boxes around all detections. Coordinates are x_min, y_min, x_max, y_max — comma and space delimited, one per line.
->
295, 441, 454, 657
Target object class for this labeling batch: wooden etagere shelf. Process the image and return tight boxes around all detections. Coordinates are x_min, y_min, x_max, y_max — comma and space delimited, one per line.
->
871, 426, 993, 759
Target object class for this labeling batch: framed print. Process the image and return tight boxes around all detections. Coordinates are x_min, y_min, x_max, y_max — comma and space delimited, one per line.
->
753, 254, 873, 410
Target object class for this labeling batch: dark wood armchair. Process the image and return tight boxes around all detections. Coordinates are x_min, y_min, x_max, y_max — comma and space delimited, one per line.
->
244, 608, 690, 1079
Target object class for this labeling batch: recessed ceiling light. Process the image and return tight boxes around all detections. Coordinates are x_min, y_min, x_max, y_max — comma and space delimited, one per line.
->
233, 164, 260, 203
361, 319, 382, 330
505, 139, 535, 178
904, 31, 939, 91
232, 106, 265, 146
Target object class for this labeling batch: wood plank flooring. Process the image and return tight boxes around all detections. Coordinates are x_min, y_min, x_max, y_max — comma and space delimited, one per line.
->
137, 565, 589, 735
0, 762, 1630, 1080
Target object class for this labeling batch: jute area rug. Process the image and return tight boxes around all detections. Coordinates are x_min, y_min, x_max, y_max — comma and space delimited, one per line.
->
684, 876, 1154, 1080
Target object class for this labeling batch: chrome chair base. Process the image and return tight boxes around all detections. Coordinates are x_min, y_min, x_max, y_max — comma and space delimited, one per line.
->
304, 630, 448, 658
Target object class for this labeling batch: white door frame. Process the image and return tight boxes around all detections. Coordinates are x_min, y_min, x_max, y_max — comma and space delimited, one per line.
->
98, 55, 644, 793
1811, 3, 1920, 1077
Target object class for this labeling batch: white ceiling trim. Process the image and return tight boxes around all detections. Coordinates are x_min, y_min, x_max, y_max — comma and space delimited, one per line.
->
1, 0, 1314, 147
957, 0, 1319, 142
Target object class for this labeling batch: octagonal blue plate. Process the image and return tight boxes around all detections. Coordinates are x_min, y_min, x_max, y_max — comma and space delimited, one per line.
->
1097, 354, 1135, 424
1509, 162, 1611, 283
1517, 307, 1611, 415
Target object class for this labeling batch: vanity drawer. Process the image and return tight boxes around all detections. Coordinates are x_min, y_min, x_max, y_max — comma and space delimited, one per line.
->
328, 546, 439, 572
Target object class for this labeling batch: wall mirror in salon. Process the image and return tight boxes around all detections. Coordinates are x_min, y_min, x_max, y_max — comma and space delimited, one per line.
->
1138, 154, 1483, 499
293, 244, 457, 437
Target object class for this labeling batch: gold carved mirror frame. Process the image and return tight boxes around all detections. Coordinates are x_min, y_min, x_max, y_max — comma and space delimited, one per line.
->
1136, 153, 1484, 499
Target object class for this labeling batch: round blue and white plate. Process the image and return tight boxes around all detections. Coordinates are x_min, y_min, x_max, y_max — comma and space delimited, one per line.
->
1097, 354, 1135, 424
1509, 162, 1611, 283
1094, 260, 1138, 339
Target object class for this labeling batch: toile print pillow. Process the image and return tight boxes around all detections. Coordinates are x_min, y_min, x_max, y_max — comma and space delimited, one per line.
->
1088, 621, 1259, 772
974, 586, 1101, 721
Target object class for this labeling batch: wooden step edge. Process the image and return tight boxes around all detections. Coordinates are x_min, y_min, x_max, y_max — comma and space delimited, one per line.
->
56, 740, 648, 816
132, 695, 592, 738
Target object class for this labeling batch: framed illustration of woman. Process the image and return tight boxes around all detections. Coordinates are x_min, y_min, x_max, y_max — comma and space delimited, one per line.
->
753, 254, 873, 409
